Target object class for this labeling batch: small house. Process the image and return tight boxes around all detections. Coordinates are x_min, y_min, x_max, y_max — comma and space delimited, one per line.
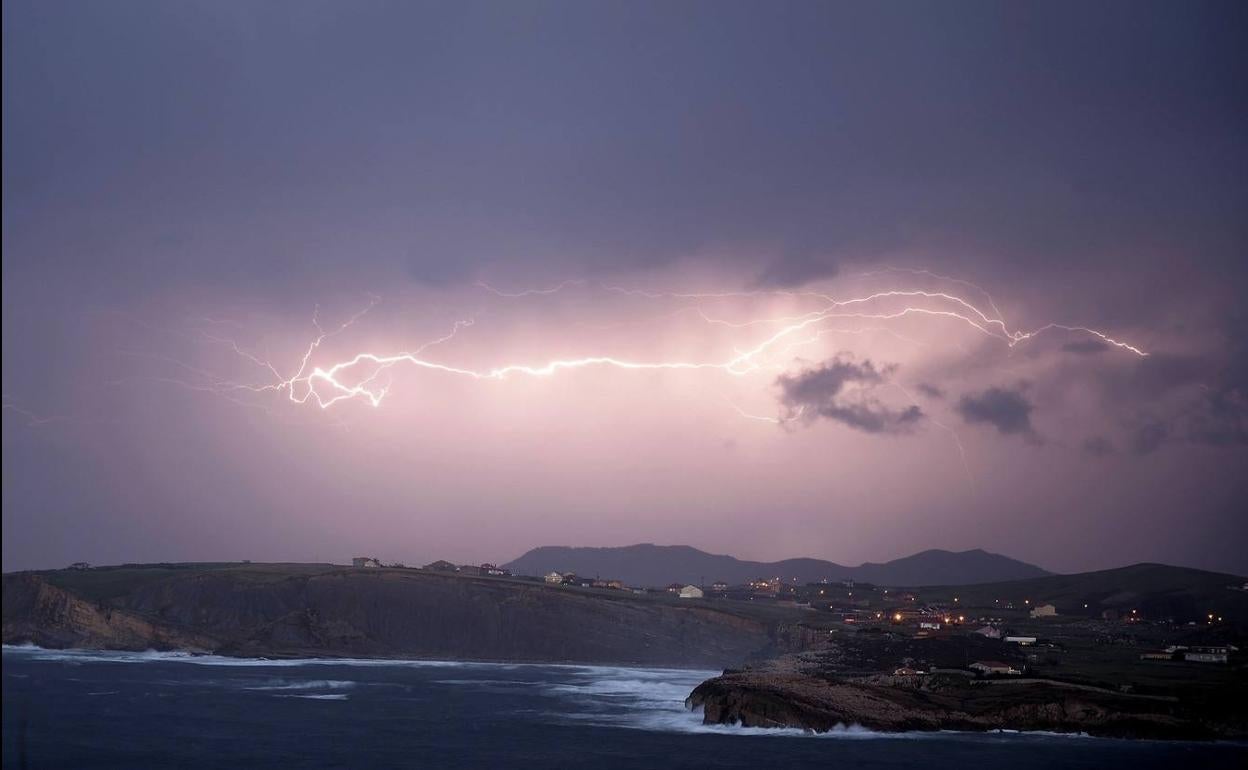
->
678, 585, 704, 599
1184, 647, 1230, 663
969, 661, 1020, 675
1030, 603, 1057, 618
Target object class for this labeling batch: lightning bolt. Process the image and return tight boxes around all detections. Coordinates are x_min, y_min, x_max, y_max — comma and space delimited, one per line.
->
2, 395, 73, 426
139, 271, 1145, 417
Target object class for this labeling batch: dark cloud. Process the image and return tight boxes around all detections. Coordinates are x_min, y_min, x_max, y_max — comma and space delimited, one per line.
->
751, 256, 838, 289
751, 241, 839, 288
956, 386, 1036, 439
1082, 436, 1116, 457
1186, 388, 1248, 448
1126, 389, 1248, 455
1062, 340, 1110, 355
1129, 416, 1171, 455
916, 382, 946, 399
777, 356, 923, 434
1125, 354, 1215, 397
2, 1, 1247, 576
1088, 346, 1247, 454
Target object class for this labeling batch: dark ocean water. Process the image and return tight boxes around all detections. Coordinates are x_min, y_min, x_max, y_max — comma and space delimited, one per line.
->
3, 646, 1245, 769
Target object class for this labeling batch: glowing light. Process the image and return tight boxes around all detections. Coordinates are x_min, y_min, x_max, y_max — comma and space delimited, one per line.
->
149, 271, 1148, 422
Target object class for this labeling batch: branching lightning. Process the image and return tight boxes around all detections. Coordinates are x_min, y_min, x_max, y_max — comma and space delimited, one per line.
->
2, 395, 73, 426
142, 272, 1147, 421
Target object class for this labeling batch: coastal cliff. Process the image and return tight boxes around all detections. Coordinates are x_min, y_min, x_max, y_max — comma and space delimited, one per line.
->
686, 652, 1248, 740
687, 670, 1232, 739
2, 564, 788, 667
2, 573, 219, 652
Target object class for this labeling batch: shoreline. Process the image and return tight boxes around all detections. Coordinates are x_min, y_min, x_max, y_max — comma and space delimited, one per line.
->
7, 645, 1246, 746
0, 643, 720, 674
685, 668, 1247, 742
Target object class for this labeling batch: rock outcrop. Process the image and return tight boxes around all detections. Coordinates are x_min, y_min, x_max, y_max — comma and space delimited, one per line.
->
2, 573, 218, 652
686, 667, 1245, 740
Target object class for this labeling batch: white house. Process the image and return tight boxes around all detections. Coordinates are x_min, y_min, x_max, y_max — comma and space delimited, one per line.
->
678, 585, 704, 599
352, 557, 382, 568
1030, 603, 1057, 618
544, 571, 564, 584
970, 661, 1020, 675
1184, 646, 1230, 663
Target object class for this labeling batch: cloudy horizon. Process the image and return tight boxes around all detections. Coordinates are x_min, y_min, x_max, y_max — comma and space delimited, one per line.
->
4, 1, 1246, 575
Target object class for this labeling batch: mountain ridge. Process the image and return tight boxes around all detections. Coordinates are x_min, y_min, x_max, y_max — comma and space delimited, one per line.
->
502, 544, 1051, 587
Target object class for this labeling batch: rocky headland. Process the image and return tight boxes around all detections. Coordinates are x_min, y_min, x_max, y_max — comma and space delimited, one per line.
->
686, 641, 1247, 740
2, 564, 801, 667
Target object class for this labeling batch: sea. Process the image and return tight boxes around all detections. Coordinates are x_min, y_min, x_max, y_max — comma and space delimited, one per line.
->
3, 646, 1245, 769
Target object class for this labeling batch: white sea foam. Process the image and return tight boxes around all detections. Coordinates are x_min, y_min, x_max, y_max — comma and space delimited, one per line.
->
537, 666, 937, 739
0, 645, 701, 675
243, 679, 356, 691
0, 646, 1116, 742
1, 645, 504, 669
434, 678, 525, 684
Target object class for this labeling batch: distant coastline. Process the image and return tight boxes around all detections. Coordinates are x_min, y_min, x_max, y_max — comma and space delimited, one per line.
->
5, 644, 1244, 743
0, 643, 723, 673
5, 560, 1245, 742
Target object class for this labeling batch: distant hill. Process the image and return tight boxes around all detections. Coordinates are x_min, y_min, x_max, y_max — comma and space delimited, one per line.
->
502, 544, 1051, 587
916, 562, 1248, 621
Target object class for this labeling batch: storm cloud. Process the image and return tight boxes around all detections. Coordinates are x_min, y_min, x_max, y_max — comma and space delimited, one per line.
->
956, 386, 1036, 439
1062, 340, 1110, 355
3, 1, 1246, 576
777, 356, 923, 434
1082, 436, 1116, 457
1080, 349, 1248, 454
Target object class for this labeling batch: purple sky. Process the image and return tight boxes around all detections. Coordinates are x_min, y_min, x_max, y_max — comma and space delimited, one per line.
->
3, 1, 1246, 575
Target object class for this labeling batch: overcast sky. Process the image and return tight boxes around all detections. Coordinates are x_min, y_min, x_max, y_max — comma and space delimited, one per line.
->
4, 0, 1246, 575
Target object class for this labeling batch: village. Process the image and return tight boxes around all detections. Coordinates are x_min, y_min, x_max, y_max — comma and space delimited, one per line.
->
349, 556, 1241, 684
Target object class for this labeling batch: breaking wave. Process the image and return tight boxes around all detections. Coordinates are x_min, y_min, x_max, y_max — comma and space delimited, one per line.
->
0, 646, 1112, 741
535, 665, 904, 738
243, 679, 356, 691
2, 645, 511, 669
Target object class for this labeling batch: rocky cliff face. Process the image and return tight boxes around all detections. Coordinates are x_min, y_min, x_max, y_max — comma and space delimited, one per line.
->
686, 668, 1245, 740
2, 574, 218, 652
2, 568, 780, 667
